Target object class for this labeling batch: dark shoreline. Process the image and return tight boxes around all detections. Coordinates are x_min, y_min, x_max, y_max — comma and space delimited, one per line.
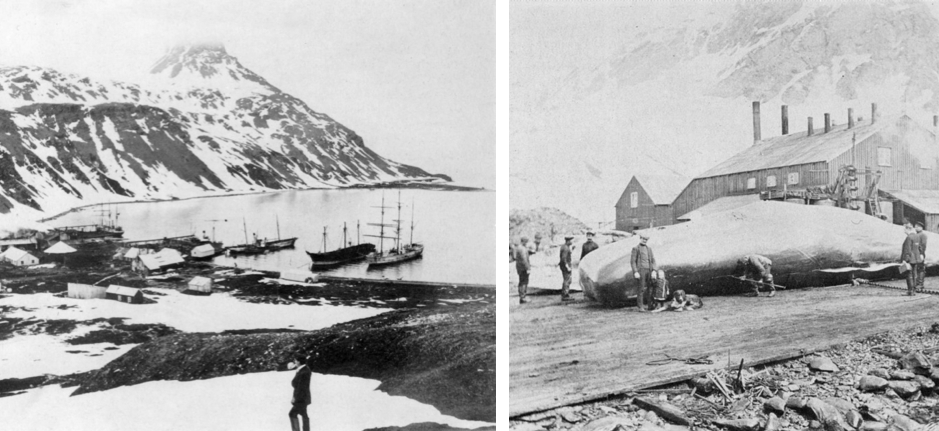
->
37, 179, 489, 224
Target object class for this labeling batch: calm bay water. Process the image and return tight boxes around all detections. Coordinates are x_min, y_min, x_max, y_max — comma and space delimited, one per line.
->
53, 189, 495, 285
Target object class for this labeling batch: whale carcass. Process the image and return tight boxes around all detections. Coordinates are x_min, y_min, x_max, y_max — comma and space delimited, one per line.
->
579, 201, 939, 306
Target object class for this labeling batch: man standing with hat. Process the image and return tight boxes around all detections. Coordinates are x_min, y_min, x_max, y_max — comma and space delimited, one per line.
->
581, 231, 599, 260
902, 221, 928, 295
514, 237, 534, 304
630, 233, 657, 311
559, 235, 574, 301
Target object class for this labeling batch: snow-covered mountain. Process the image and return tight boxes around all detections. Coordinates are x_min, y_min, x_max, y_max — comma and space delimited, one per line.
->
512, 0, 939, 224
0, 43, 448, 219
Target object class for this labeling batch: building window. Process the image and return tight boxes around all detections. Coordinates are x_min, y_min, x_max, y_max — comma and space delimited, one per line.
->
766, 175, 777, 187
877, 147, 892, 167
630, 192, 638, 208
746, 178, 756, 189
788, 172, 799, 185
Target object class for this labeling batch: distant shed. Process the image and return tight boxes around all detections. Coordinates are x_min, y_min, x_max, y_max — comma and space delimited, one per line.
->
123, 247, 141, 260
106, 285, 143, 304
134, 248, 184, 275
615, 175, 689, 232
68, 283, 107, 300
1, 246, 39, 267
188, 276, 213, 293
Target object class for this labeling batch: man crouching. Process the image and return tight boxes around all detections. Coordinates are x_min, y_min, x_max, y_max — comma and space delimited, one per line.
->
737, 254, 775, 297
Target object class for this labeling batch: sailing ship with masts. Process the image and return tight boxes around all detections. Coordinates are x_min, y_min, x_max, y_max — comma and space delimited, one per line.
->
261, 215, 298, 250
226, 217, 297, 256
306, 221, 376, 269
366, 192, 423, 267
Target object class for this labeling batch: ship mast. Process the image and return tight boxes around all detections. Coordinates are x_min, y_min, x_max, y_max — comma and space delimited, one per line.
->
343, 222, 348, 248
380, 194, 385, 253
242, 217, 248, 246
395, 191, 402, 252
410, 198, 415, 245
357, 220, 360, 245
276, 215, 281, 240
322, 226, 328, 253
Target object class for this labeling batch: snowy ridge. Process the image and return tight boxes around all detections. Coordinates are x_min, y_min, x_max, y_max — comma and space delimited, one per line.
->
0, 44, 447, 221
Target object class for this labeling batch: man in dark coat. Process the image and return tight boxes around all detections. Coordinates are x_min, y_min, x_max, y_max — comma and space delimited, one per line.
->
630, 233, 657, 311
581, 231, 599, 260
902, 222, 927, 295
289, 354, 312, 431
559, 235, 574, 301
514, 237, 534, 304
738, 255, 774, 297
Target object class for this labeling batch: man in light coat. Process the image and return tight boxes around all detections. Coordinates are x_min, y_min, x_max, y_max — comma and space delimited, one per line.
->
514, 237, 534, 304
902, 222, 927, 295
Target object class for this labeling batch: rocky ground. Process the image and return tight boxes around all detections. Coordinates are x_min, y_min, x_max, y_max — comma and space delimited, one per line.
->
511, 323, 939, 431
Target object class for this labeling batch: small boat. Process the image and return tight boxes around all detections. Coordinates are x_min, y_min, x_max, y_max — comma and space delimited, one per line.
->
366, 192, 423, 267
262, 216, 297, 251
226, 218, 266, 256
307, 222, 376, 269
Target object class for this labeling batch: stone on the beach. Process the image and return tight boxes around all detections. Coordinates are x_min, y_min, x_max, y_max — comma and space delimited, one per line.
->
764, 413, 780, 431
763, 397, 786, 414
863, 397, 886, 413
598, 406, 618, 415
637, 421, 667, 431
845, 410, 863, 429
560, 409, 582, 423
860, 376, 888, 392
887, 380, 920, 398
897, 351, 932, 375
889, 370, 916, 381
913, 374, 935, 391
821, 397, 855, 415
711, 417, 761, 431
805, 398, 848, 431
580, 416, 634, 431
692, 377, 715, 394
869, 368, 891, 379
644, 411, 659, 423
858, 422, 888, 431
930, 369, 939, 384
890, 415, 921, 431
512, 423, 547, 431
808, 356, 839, 372
785, 396, 807, 409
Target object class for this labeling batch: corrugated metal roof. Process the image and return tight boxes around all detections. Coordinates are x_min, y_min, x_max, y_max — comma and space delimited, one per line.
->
106, 285, 141, 297
696, 117, 898, 178
882, 189, 939, 215
634, 174, 691, 204
677, 194, 762, 221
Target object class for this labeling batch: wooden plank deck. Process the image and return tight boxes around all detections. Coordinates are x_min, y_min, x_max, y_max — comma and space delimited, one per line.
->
510, 279, 939, 417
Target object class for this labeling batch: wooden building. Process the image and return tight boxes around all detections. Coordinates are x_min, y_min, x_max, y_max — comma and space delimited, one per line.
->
670, 103, 939, 225
1, 246, 39, 266
106, 285, 143, 304
615, 175, 689, 232
187, 276, 213, 294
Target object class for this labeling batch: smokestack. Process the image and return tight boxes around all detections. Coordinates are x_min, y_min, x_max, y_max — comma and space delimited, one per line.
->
824, 113, 831, 133
848, 108, 854, 129
871, 103, 877, 124
808, 117, 814, 136
781, 105, 789, 135
752, 101, 761, 144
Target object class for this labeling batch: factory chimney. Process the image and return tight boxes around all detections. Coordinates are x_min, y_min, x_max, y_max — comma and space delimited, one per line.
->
781, 105, 789, 135
807, 117, 814, 136
871, 103, 877, 124
752, 101, 761, 144
824, 113, 831, 133
848, 108, 854, 129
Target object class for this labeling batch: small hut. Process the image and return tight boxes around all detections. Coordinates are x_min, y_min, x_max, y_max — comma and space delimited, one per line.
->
190, 244, 216, 260
135, 248, 184, 275
68, 283, 107, 300
105, 285, 143, 304
1, 246, 39, 266
123, 247, 141, 261
187, 276, 213, 293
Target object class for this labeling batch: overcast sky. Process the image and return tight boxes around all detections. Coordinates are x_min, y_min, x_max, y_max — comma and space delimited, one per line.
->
0, 0, 495, 188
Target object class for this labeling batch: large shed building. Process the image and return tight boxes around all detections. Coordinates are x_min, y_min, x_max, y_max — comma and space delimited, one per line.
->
615, 175, 689, 232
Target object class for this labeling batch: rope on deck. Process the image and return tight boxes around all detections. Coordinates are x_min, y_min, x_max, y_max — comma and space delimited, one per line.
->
857, 280, 939, 296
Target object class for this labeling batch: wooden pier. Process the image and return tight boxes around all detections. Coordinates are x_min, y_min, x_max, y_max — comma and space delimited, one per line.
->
510, 279, 939, 417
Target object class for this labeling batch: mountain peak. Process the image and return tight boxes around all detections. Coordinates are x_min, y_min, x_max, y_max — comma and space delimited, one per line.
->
148, 43, 277, 93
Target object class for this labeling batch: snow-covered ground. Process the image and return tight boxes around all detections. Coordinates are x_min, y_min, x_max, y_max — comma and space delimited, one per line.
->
0, 290, 389, 379
0, 289, 386, 333
0, 371, 492, 431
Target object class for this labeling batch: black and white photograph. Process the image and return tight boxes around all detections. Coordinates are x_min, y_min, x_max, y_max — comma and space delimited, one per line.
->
511, 1, 939, 430
0, 1, 495, 430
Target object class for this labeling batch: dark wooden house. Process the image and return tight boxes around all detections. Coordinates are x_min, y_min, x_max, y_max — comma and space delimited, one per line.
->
670, 103, 939, 227
106, 285, 143, 304
615, 175, 689, 232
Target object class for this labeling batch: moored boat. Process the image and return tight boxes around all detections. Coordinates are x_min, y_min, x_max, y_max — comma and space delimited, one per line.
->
366, 192, 423, 267
307, 222, 375, 269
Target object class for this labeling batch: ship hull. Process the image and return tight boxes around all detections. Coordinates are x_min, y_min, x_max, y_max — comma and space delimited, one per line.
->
307, 244, 376, 269
367, 244, 424, 267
